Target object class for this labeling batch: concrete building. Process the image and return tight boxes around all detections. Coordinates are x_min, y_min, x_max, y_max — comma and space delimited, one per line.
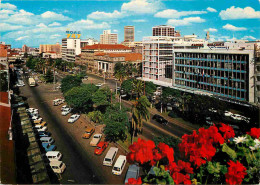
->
152, 25, 181, 37
124, 26, 135, 42
0, 44, 8, 64
95, 52, 142, 76
39, 43, 61, 54
80, 38, 99, 48
22, 45, 29, 53
100, 30, 118, 44
62, 38, 81, 63
80, 44, 132, 71
42, 52, 61, 59
142, 36, 259, 105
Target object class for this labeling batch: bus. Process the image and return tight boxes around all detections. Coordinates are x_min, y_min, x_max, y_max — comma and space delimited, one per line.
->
28, 78, 36, 87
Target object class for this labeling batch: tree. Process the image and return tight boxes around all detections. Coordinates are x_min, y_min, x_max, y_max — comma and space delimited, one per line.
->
0, 71, 8, 91
131, 95, 150, 144
26, 56, 37, 69
61, 75, 82, 93
44, 69, 54, 83
88, 111, 102, 124
121, 79, 134, 96
92, 87, 113, 108
145, 81, 157, 97
114, 62, 127, 83
153, 136, 180, 150
103, 103, 128, 142
132, 79, 144, 98
64, 84, 98, 113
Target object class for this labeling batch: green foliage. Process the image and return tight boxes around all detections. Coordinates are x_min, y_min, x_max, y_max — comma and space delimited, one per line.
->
222, 143, 237, 160
121, 79, 133, 95
162, 87, 181, 100
132, 79, 144, 98
64, 84, 97, 113
61, 75, 82, 93
26, 56, 38, 69
145, 81, 157, 97
93, 87, 112, 107
0, 71, 8, 91
44, 69, 54, 83
103, 103, 128, 142
143, 166, 174, 185
88, 111, 102, 124
153, 136, 180, 149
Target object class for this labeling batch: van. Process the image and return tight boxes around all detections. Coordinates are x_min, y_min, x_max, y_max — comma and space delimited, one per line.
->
103, 147, 118, 166
50, 161, 66, 174
46, 151, 62, 161
40, 137, 54, 144
112, 155, 127, 175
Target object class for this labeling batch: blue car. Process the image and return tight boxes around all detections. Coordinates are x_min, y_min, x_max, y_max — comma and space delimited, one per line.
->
42, 143, 56, 152
124, 164, 140, 184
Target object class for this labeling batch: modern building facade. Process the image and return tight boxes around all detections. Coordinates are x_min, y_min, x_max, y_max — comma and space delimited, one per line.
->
100, 30, 118, 44
153, 25, 180, 37
124, 26, 135, 42
142, 36, 259, 104
39, 43, 61, 54
61, 38, 81, 63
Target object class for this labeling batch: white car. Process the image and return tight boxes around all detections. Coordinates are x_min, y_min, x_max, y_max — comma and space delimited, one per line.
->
209, 108, 217, 113
231, 114, 243, 121
90, 134, 102, 146
17, 83, 25, 87
31, 114, 40, 120
61, 108, 71, 116
27, 108, 39, 113
50, 161, 66, 174
224, 111, 233, 117
95, 83, 103, 87
34, 117, 43, 122
68, 114, 80, 123
34, 125, 47, 132
61, 105, 69, 111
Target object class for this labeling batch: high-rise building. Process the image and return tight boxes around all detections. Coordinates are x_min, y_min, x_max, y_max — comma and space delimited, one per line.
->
62, 38, 81, 62
142, 36, 260, 105
39, 43, 61, 54
153, 25, 176, 37
100, 30, 118, 44
124, 26, 135, 42
22, 45, 29, 53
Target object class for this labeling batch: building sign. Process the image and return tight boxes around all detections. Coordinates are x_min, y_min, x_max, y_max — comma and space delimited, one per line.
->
66, 30, 81, 39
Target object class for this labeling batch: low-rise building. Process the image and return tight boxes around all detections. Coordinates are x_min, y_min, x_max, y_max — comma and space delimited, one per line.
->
42, 52, 61, 59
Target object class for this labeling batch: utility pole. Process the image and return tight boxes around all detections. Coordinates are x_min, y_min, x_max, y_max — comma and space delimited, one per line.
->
53, 63, 56, 90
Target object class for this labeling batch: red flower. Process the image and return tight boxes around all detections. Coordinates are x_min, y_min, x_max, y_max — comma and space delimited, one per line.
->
247, 128, 260, 139
177, 160, 194, 174
172, 172, 192, 184
157, 142, 174, 163
225, 160, 247, 185
125, 177, 142, 185
219, 123, 235, 140
127, 138, 156, 164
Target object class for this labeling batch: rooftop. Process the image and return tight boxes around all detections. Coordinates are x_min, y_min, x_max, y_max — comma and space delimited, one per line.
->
95, 52, 142, 61
82, 44, 131, 50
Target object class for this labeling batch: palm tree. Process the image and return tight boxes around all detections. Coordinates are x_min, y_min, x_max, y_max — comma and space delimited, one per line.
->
132, 79, 144, 98
36, 59, 46, 74
131, 95, 150, 144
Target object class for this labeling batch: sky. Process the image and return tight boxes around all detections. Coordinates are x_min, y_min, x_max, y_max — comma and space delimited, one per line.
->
0, 0, 259, 48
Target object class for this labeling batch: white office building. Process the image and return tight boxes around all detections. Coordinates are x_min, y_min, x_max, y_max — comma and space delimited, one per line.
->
62, 38, 81, 62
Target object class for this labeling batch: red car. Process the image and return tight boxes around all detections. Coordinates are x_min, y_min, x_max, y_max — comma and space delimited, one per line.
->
94, 141, 108, 155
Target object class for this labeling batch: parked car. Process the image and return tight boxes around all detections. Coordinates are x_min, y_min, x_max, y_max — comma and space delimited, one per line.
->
50, 161, 66, 174
40, 137, 55, 144
35, 121, 47, 127
27, 108, 39, 114
224, 111, 233, 117
42, 143, 56, 152
38, 131, 51, 138
103, 147, 118, 166
231, 114, 243, 121
68, 114, 80, 123
152, 114, 168, 125
90, 134, 102, 146
46, 151, 62, 161
112, 155, 127, 175
33, 117, 43, 123
61, 105, 69, 111
94, 141, 108, 155
124, 164, 140, 184
61, 108, 71, 116
34, 125, 47, 132
95, 83, 103, 87
53, 98, 64, 106
82, 128, 95, 139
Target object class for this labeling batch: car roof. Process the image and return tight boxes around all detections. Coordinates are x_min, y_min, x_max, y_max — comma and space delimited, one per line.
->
114, 155, 126, 167
46, 151, 60, 156
40, 137, 52, 140
50, 161, 62, 166
97, 141, 106, 147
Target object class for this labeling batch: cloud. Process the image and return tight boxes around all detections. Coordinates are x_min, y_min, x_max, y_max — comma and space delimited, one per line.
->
0, 23, 23, 31
223, 24, 247, 31
155, 9, 207, 19
207, 7, 217, 12
1, 3, 17, 10
219, 6, 260, 20
67, 19, 110, 30
41, 11, 72, 21
167, 16, 205, 26
121, 0, 163, 14
36, 23, 48, 28
241, 35, 256, 40
4, 9, 35, 25
50, 34, 61, 39
113, 29, 118, 32
48, 22, 62, 27
87, 10, 124, 20
132, 19, 147, 22
15, 36, 29, 41
204, 28, 218, 32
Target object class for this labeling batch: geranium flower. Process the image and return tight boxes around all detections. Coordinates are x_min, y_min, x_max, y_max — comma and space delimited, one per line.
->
125, 177, 142, 184
219, 123, 235, 140
172, 172, 192, 184
225, 160, 247, 185
247, 128, 260, 139
233, 136, 247, 144
157, 142, 174, 163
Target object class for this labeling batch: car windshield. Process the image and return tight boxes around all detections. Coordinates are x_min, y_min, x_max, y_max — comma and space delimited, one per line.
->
59, 163, 63, 168
94, 135, 99, 138
97, 146, 101, 150
113, 167, 120, 172
105, 158, 111, 162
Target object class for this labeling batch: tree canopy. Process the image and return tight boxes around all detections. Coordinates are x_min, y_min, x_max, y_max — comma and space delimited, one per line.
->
144, 81, 157, 97
61, 75, 82, 93
92, 87, 112, 108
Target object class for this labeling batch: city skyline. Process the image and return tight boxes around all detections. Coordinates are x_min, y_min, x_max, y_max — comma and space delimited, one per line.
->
0, 0, 259, 48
